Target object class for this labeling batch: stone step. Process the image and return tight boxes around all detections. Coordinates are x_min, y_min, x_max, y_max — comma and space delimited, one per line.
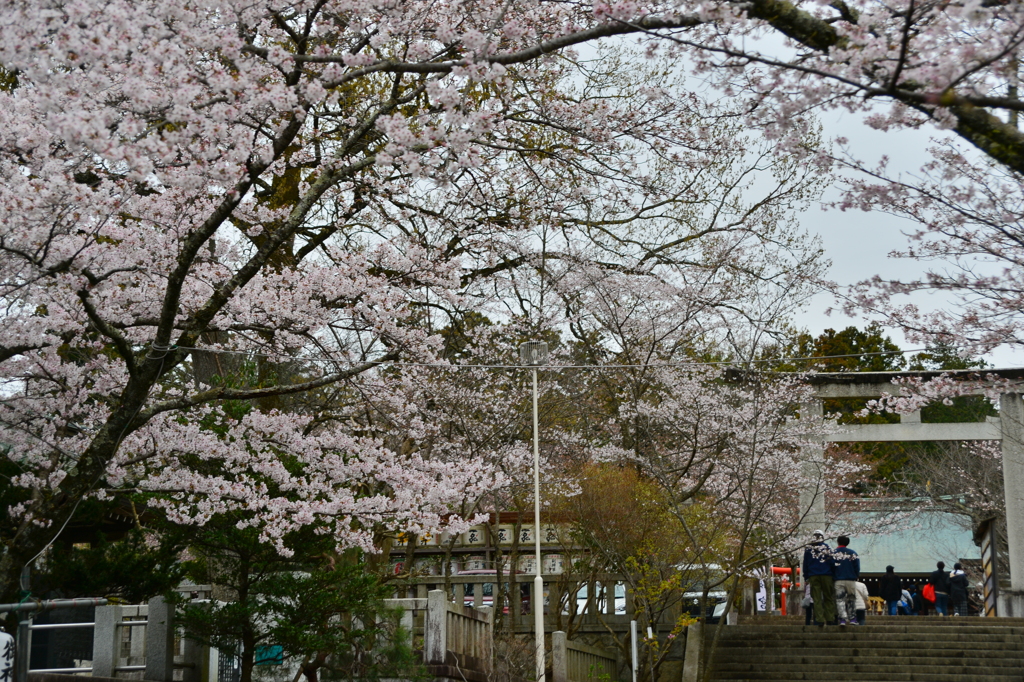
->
738, 615, 1024, 626
711, 626, 1024, 637
716, 655, 1024, 667
708, 670, 1024, 682
712, 653, 1024, 667
714, 623, 1024, 634
709, 616, 1024, 681
712, 642, 1024, 654
708, 630, 1024, 638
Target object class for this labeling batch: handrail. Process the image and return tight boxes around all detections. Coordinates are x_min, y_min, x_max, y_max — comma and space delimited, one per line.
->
28, 622, 94, 631
0, 598, 108, 614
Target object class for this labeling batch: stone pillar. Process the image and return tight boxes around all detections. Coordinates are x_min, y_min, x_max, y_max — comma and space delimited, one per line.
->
799, 399, 826, 536
1000, 393, 1024, 591
900, 409, 922, 423
546, 581, 561, 630
680, 621, 703, 682
92, 605, 120, 677
550, 631, 567, 682
181, 636, 204, 682
145, 596, 175, 682
425, 590, 447, 665
996, 592, 1024, 617
787, 580, 802, 618
207, 647, 220, 682
740, 579, 755, 616
479, 606, 494, 675
396, 605, 414, 637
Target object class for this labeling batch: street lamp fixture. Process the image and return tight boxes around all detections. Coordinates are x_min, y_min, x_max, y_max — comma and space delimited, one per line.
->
518, 340, 547, 682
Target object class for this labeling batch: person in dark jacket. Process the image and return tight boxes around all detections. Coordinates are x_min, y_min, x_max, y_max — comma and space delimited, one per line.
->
929, 561, 952, 615
802, 529, 836, 625
878, 565, 903, 615
832, 535, 860, 625
950, 562, 970, 616
911, 584, 926, 615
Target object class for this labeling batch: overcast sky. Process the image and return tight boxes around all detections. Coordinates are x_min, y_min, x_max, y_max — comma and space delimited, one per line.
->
788, 109, 1024, 370
580, 37, 1022, 369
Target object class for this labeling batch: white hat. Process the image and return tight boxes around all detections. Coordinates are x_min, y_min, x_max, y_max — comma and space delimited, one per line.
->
812, 529, 824, 537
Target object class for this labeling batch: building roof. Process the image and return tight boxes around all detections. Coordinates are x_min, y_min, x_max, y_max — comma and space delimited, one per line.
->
847, 511, 980, 574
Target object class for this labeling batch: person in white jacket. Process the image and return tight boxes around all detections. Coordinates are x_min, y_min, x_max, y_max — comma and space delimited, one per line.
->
898, 587, 914, 615
854, 581, 870, 625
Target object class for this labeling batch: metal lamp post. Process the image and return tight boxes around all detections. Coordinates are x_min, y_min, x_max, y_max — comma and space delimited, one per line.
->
519, 340, 548, 682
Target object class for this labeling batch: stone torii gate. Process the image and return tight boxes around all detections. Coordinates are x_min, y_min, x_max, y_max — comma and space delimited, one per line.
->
793, 368, 1024, 617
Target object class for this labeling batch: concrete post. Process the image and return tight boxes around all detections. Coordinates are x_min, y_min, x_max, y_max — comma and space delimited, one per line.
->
207, 647, 220, 682
92, 605, 120, 677
546, 581, 561, 630
181, 636, 203, 682
740, 579, 755, 616
900, 409, 922, 423
15, 620, 28, 682
479, 606, 494, 674
999, 393, 1024, 616
1000, 393, 1024, 592
551, 631, 567, 682
128, 606, 145, 664
799, 400, 826, 536
680, 621, 703, 682
145, 596, 175, 682
397, 605, 414, 638
425, 590, 447, 665
787, 581, 802, 618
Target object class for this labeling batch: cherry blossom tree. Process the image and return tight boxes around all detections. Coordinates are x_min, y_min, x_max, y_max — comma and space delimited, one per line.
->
835, 144, 1024, 355
615, 369, 856, 565
0, 0, 707, 599
643, 0, 1024, 174
0, 0, 872, 604
598, 367, 859, 681
638, 0, 1024, 359
898, 440, 1005, 525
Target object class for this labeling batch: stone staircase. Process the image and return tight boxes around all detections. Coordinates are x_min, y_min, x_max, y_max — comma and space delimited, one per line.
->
706, 615, 1024, 682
